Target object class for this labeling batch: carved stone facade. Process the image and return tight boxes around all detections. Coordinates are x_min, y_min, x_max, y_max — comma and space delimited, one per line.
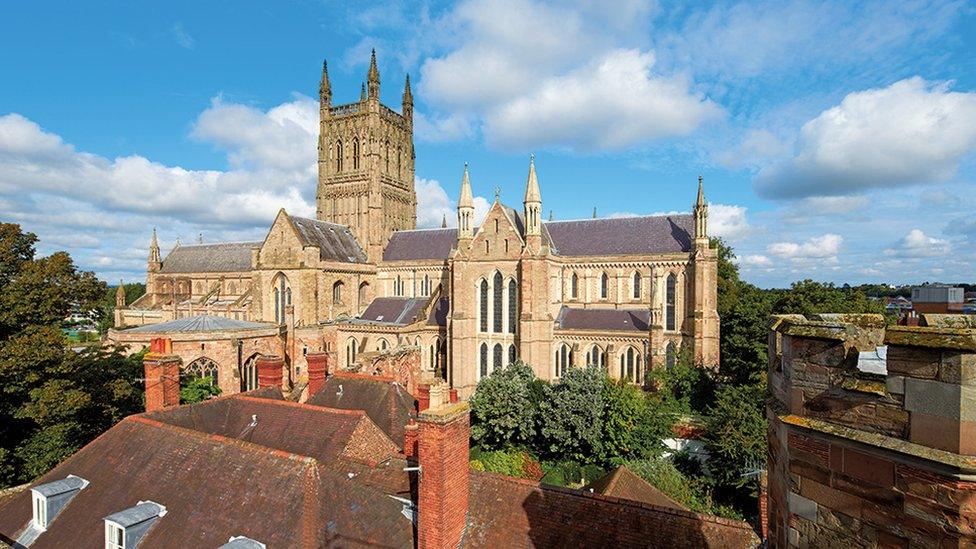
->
111, 51, 719, 401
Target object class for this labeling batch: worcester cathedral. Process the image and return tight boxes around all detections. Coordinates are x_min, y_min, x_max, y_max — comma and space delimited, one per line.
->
108, 51, 719, 399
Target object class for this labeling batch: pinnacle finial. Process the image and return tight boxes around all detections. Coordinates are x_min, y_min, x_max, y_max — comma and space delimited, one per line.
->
320, 59, 331, 101
441, 213, 447, 228
403, 74, 413, 104
696, 174, 705, 206
524, 154, 541, 204
459, 163, 473, 207
548, 210, 553, 221
592, 206, 597, 219
367, 48, 380, 99
494, 186, 501, 201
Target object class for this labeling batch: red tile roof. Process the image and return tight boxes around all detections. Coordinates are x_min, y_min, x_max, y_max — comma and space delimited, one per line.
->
305, 376, 417, 446
586, 465, 688, 510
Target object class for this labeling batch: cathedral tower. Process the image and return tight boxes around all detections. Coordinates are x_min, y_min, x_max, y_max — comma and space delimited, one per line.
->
316, 50, 416, 263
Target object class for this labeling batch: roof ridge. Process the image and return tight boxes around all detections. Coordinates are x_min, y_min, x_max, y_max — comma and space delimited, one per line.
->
391, 227, 455, 233
289, 215, 351, 229
544, 213, 691, 224
171, 241, 263, 248
126, 415, 319, 464
234, 395, 368, 417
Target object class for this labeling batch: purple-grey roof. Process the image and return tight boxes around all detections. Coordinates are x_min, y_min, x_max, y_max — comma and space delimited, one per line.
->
289, 215, 368, 263
544, 214, 693, 256
160, 242, 260, 273
359, 297, 428, 325
382, 228, 456, 261
427, 297, 450, 326
556, 306, 650, 333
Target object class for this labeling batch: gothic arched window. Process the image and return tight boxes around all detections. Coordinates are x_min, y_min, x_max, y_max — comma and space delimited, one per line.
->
358, 282, 368, 304
492, 271, 503, 333
352, 138, 360, 170
619, 347, 640, 383
335, 140, 343, 172
385, 139, 390, 172
666, 341, 677, 371
508, 279, 517, 334
666, 273, 676, 331
633, 271, 641, 299
394, 275, 403, 296
479, 279, 488, 332
479, 343, 488, 380
571, 273, 578, 299
272, 274, 290, 325
493, 343, 503, 372
554, 343, 573, 378
185, 357, 219, 385
508, 344, 517, 365
587, 345, 605, 367
346, 337, 358, 366
240, 354, 259, 392
332, 280, 344, 304
600, 272, 609, 299
378, 338, 389, 351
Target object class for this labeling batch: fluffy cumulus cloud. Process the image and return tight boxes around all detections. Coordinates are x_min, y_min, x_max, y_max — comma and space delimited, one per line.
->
415, 0, 718, 151
768, 233, 842, 260
708, 203, 750, 241
756, 78, 976, 199
884, 228, 950, 258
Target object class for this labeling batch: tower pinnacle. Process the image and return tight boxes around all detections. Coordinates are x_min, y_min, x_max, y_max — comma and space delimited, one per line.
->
367, 48, 380, 99
693, 175, 709, 248
319, 59, 331, 108
458, 163, 474, 240
523, 155, 542, 238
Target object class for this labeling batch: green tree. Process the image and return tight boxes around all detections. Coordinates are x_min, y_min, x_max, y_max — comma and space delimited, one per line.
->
702, 384, 767, 496
538, 366, 605, 462
469, 361, 539, 448
180, 376, 222, 404
600, 379, 671, 464
772, 279, 884, 316
0, 224, 142, 487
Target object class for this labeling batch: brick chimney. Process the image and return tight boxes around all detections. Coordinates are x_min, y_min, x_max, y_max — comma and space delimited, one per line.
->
417, 384, 431, 412
143, 353, 181, 412
306, 352, 328, 397
417, 402, 469, 549
256, 355, 284, 389
403, 419, 418, 459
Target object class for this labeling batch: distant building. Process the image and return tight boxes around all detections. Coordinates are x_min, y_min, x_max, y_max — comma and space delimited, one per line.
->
910, 285, 964, 313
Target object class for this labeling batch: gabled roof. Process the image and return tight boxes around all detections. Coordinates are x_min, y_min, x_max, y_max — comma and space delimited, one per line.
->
382, 228, 457, 261
586, 465, 688, 510
288, 215, 368, 263
544, 214, 694, 256
358, 297, 429, 325
159, 242, 261, 273
124, 315, 274, 334
556, 306, 650, 333
306, 376, 417, 446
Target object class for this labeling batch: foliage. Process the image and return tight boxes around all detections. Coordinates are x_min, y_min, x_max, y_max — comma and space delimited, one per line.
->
97, 283, 146, 334
180, 376, 222, 404
0, 224, 144, 488
772, 279, 884, 317
469, 361, 539, 448
469, 446, 544, 480
599, 379, 671, 464
538, 366, 605, 462
539, 460, 606, 487
702, 383, 767, 493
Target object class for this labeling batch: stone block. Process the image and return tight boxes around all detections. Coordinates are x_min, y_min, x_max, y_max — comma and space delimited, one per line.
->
836, 447, 896, 488
789, 491, 819, 522
799, 478, 864, 520
887, 346, 940, 379
904, 378, 976, 421
887, 375, 906, 395
939, 352, 976, 386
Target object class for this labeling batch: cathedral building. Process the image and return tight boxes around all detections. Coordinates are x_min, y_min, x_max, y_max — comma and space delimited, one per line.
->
108, 51, 719, 399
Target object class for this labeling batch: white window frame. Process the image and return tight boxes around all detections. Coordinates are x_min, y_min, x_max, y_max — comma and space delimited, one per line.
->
32, 492, 46, 529
105, 520, 126, 549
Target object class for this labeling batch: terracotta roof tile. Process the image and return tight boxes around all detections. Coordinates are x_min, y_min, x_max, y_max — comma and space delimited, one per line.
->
306, 377, 416, 447
586, 466, 688, 510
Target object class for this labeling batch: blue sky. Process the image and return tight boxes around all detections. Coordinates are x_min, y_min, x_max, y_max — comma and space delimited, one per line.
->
1, 0, 975, 288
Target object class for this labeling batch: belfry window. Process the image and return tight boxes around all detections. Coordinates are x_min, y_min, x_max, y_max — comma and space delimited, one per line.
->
666, 273, 676, 331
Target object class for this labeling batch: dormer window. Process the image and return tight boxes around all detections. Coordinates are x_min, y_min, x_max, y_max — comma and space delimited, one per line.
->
32, 492, 46, 529
103, 500, 166, 549
18, 475, 89, 546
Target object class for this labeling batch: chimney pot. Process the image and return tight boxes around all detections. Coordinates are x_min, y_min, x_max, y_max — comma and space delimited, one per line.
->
256, 355, 285, 389
143, 353, 181, 412
306, 352, 329, 397
417, 384, 431, 412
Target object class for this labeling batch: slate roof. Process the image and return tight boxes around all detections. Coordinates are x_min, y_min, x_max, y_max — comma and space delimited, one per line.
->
305, 376, 417, 446
124, 315, 274, 334
586, 466, 688, 510
288, 215, 368, 263
383, 228, 457, 261
0, 402, 411, 548
159, 242, 260, 273
556, 306, 650, 333
543, 214, 694, 256
359, 297, 428, 325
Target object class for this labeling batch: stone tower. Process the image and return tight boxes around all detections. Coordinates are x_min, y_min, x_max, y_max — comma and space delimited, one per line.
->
690, 176, 720, 368
316, 50, 416, 263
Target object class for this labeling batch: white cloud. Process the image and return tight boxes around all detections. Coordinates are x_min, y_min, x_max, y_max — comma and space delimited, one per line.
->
173, 22, 195, 50
414, 111, 475, 142
756, 78, 976, 199
797, 196, 869, 216
415, 176, 491, 229
768, 233, 842, 259
709, 203, 750, 241
739, 254, 771, 267
884, 228, 950, 258
484, 49, 721, 150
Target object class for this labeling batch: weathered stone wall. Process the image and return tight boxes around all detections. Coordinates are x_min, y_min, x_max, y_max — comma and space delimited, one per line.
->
766, 314, 976, 548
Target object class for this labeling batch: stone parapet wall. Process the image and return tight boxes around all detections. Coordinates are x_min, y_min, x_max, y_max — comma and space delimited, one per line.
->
766, 314, 976, 548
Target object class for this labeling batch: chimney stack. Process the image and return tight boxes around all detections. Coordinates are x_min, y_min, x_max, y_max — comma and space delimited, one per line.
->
256, 355, 284, 389
417, 384, 431, 412
417, 402, 470, 549
143, 351, 181, 412
403, 419, 419, 459
306, 352, 328, 397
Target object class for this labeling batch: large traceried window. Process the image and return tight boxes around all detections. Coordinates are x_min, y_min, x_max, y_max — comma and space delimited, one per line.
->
272, 273, 290, 325
571, 273, 579, 299
479, 343, 488, 379
346, 337, 358, 366
492, 271, 503, 333
185, 357, 218, 385
666, 273, 676, 331
633, 272, 641, 299
493, 343, 503, 371
479, 279, 489, 332
587, 345, 605, 367
508, 279, 517, 333
554, 343, 573, 378
619, 347, 642, 384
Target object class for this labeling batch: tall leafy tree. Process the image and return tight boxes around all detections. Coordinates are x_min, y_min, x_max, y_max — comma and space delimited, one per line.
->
0, 224, 143, 487
538, 366, 605, 462
469, 361, 539, 448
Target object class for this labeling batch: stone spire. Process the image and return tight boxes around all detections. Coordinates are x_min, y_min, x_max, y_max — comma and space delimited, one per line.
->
360, 82, 367, 102
592, 206, 597, 219
367, 48, 380, 99
693, 174, 709, 249
549, 210, 553, 221
523, 155, 542, 237
441, 213, 447, 228
148, 228, 161, 271
115, 279, 126, 308
319, 59, 331, 109
402, 74, 413, 121
458, 163, 474, 240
